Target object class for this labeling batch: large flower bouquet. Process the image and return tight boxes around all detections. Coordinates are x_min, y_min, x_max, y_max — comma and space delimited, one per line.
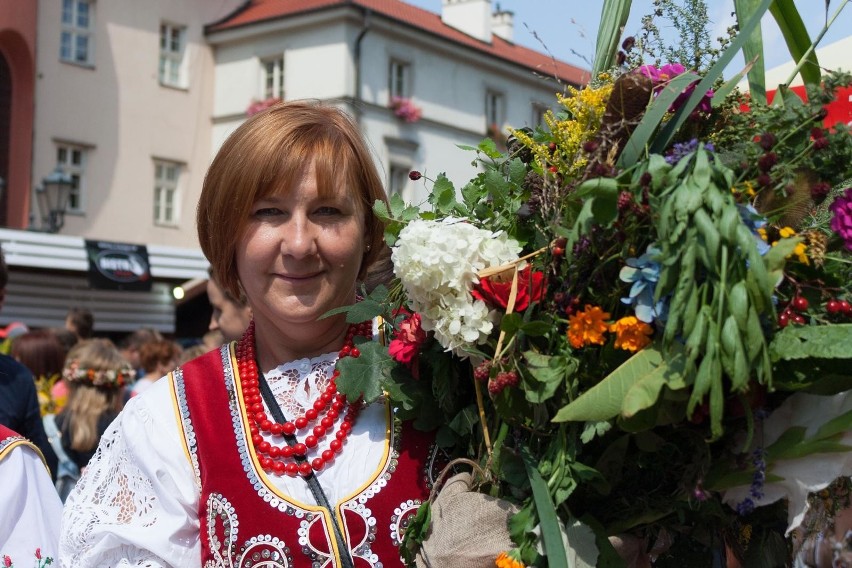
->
333, 1, 852, 565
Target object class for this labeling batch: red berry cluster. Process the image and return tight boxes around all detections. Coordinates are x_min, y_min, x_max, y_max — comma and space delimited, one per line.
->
473, 360, 492, 382
826, 298, 852, 317
778, 296, 809, 327
487, 370, 519, 395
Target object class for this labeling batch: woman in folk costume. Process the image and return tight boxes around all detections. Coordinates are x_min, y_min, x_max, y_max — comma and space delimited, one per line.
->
59, 101, 439, 567
0, 425, 63, 564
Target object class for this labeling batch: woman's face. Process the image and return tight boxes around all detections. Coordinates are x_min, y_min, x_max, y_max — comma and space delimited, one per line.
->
236, 161, 366, 334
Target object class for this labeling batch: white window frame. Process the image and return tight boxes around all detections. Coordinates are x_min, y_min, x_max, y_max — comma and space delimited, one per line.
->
56, 144, 87, 213
389, 59, 411, 99
60, 0, 94, 66
485, 90, 505, 130
153, 160, 181, 226
159, 22, 187, 88
261, 54, 285, 100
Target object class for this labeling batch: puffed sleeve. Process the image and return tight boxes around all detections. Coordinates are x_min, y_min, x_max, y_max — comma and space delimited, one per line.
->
58, 377, 201, 567
0, 443, 63, 563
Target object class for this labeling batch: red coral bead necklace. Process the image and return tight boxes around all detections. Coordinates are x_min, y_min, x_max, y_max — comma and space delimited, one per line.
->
235, 319, 373, 478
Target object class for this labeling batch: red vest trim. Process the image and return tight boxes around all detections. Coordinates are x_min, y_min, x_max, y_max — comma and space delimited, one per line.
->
0, 425, 47, 469
171, 343, 440, 567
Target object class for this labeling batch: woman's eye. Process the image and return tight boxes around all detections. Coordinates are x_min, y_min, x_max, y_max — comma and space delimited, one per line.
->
254, 207, 282, 217
315, 206, 342, 216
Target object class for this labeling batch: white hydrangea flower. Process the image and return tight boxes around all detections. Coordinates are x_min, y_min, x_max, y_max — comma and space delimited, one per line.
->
392, 217, 521, 356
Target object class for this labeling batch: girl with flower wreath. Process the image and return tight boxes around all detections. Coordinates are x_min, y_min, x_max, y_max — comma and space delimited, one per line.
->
58, 101, 441, 568
45, 338, 133, 502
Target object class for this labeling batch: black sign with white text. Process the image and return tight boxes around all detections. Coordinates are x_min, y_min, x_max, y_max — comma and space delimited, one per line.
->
85, 240, 152, 291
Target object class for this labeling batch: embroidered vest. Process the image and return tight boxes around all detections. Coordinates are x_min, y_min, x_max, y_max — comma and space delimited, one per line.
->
0, 425, 47, 467
173, 344, 437, 567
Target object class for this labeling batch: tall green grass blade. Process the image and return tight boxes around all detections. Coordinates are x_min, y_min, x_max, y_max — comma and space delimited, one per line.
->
593, 0, 633, 77
711, 56, 759, 108
521, 446, 569, 568
734, 0, 767, 103
769, 0, 821, 88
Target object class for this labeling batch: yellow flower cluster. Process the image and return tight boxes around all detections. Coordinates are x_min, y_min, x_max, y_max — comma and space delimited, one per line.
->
512, 83, 613, 180
758, 226, 810, 265
609, 316, 654, 352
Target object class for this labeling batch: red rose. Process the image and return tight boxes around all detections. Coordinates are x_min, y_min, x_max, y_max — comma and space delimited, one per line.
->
471, 266, 545, 312
388, 313, 427, 377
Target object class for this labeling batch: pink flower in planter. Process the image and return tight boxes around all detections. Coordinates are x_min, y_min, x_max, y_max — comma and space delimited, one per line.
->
390, 96, 422, 123
246, 97, 282, 117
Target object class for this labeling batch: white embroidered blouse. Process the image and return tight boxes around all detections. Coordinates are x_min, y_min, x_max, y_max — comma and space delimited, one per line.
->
58, 351, 390, 568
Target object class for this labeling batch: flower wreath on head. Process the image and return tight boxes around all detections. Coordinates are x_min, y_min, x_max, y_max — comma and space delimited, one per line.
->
62, 361, 135, 389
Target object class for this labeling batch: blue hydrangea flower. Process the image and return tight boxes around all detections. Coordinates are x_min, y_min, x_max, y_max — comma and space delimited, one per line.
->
665, 139, 715, 165
620, 244, 667, 323
737, 203, 771, 256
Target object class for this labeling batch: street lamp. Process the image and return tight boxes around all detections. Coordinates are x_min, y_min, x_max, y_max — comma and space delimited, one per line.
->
36, 166, 73, 233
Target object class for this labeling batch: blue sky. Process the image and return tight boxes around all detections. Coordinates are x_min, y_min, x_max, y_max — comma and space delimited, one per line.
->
405, 0, 851, 74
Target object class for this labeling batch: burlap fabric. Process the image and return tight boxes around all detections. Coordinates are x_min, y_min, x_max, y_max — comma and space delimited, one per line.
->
415, 462, 519, 568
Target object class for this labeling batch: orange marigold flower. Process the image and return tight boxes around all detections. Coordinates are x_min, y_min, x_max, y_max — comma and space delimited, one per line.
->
610, 316, 654, 352
495, 551, 525, 568
567, 305, 610, 348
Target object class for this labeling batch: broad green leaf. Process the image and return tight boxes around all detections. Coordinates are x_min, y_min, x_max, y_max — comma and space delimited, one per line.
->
814, 408, 852, 440
320, 298, 384, 323
565, 520, 600, 568
373, 198, 394, 222
768, 0, 821, 88
520, 446, 569, 568
456, 144, 477, 151
769, 324, 852, 361
477, 137, 501, 159
593, 0, 633, 77
552, 346, 684, 422
523, 351, 574, 404
575, 177, 619, 198
734, 0, 767, 103
335, 342, 394, 403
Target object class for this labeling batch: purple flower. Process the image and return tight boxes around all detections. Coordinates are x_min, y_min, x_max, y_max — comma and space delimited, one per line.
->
830, 187, 852, 251
664, 139, 714, 165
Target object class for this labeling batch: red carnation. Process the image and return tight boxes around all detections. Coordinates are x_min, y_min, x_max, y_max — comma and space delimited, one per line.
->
388, 313, 427, 376
472, 266, 545, 312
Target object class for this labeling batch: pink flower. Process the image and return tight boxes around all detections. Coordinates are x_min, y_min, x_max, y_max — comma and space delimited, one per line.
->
390, 96, 422, 123
830, 187, 852, 251
3, 555, 11, 567
35, 549, 41, 560
388, 313, 427, 373
245, 97, 282, 117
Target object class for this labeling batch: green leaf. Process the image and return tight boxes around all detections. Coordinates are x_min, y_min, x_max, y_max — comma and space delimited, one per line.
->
734, 0, 767, 104
335, 342, 394, 403
552, 345, 685, 422
484, 167, 510, 203
400, 501, 432, 565
519, 321, 552, 337
769, 324, 852, 361
619, 73, 700, 166
523, 351, 574, 404
320, 298, 384, 323
712, 55, 760, 107
520, 446, 569, 568
478, 137, 501, 159
508, 157, 527, 187
428, 174, 459, 214
593, 0, 633, 77
456, 144, 477, 151
768, 0, 821, 88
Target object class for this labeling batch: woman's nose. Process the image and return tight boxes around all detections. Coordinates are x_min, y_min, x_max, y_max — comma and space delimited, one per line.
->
282, 216, 317, 258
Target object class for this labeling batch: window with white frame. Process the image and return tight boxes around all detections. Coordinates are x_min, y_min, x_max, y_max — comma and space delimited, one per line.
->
159, 23, 186, 88
485, 90, 505, 130
154, 160, 180, 226
261, 55, 285, 100
389, 59, 411, 99
60, 0, 94, 65
56, 144, 86, 212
